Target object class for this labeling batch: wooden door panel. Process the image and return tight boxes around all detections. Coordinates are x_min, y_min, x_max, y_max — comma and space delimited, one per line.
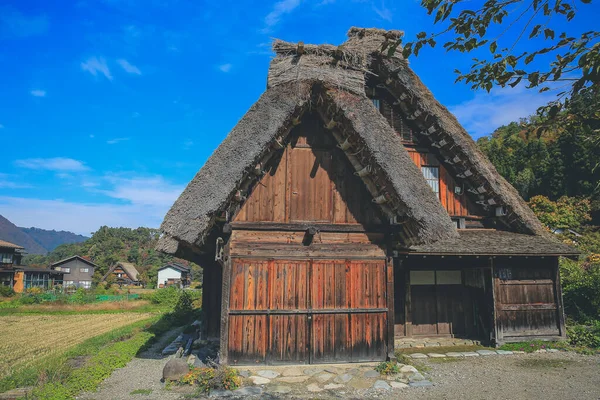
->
270, 315, 308, 364
411, 285, 438, 335
290, 149, 333, 222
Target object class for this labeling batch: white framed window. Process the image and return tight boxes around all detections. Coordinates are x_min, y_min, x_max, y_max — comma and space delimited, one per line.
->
80, 268, 89, 273
62, 267, 70, 273
54, 267, 61, 272
1, 253, 13, 264
64, 281, 74, 286
410, 270, 462, 285
421, 166, 440, 198
80, 281, 92, 289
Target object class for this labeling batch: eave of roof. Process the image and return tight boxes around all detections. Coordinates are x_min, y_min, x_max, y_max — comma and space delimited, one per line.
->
51, 255, 98, 268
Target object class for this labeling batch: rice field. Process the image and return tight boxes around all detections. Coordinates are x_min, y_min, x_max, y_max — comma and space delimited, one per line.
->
0, 313, 153, 378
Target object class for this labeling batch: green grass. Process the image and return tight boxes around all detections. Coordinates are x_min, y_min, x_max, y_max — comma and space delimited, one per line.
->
515, 359, 575, 369
0, 314, 170, 396
498, 340, 566, 353
130, 388, 153, 395
397, 344, 488, 354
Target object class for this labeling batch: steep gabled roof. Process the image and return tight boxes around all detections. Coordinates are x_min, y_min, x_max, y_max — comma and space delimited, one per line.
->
103, 261, 139, 281
51, 255, 98, 268
158, 27, 558, 259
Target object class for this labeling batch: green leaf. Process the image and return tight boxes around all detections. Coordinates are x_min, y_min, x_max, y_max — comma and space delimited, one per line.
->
490, 41, 497, 53
544, 29, 555, 40
530, 24, 542, 39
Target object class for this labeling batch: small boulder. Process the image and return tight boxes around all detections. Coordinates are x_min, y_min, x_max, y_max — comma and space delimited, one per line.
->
162, 358, 190, 381
307, 383, 323, 393
390, 382, 409, 389
257, 370, 280, 379
364, 370, 380, 378
373, 380, 391, 390
249, 376, 271, 385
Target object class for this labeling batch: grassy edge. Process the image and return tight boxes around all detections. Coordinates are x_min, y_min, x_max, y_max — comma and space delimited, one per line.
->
0, 313, 171, 396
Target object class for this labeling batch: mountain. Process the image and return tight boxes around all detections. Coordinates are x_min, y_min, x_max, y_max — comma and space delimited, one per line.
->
20, 227, 88, 253
0, 215, 47, 254
0, 215, 89, 255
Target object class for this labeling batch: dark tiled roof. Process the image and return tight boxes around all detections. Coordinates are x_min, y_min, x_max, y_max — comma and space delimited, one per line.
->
0, 240, 24, 249
406, 229, 579, 256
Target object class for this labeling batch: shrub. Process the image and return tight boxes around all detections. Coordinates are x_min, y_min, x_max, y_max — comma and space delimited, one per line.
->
0, 286, 15, 297
567, 322, 600, 349
375, 361, 400, 375
180, 366, 240, 393
560, 257, 600, 322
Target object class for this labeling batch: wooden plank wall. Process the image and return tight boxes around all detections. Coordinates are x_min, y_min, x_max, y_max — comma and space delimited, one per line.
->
494, 259, 561, 340
234, 114, 382, 226
406, 149, 479, 217
227, 258, 387, 365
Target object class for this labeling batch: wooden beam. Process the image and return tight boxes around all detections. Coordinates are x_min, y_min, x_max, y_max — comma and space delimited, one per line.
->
554, 257, 567, 338
404, 266, 412, 337
490, 258, 501, 346
218, 243, 232, 364
229, 221, 386, 233
386, 255, 396, 361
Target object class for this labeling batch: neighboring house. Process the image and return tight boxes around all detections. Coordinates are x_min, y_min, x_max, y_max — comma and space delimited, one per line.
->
156, 28, 578, 365
0, 240, 64, 292
51, 255, 97, 289
157, 263, 192, 288
103, 261, 140, 285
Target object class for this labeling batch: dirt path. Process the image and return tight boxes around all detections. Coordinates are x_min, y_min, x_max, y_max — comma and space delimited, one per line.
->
405, 352, 600, 400
78, 326, 190, 400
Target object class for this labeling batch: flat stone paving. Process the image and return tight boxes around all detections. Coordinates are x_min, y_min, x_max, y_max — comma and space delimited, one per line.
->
395, 337, 482, 349
213, 362, 432, 398
406, 349, 534, 359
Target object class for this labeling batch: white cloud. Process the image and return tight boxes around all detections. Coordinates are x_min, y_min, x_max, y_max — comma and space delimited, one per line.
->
81, 56, 113, 80
107, 137, 130, 144
30, 89, 46, 97
0, 174, 184, 235
449, 86, 555, 138
373, 1, 392, 22
0, 174, 32, 189
14, 157, 89, 172
0, 7, 48, 38
263, 0, 301, 32
117, 59, 142, 75
0, 196, 165, 236
218, 63, 232, 73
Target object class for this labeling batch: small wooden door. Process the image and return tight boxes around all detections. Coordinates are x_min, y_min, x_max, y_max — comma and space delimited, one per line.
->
228, 258, 388, 364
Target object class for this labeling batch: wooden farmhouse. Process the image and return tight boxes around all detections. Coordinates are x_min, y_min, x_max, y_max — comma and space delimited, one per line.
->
157, 28, 578, 365
102, 261, 140, 286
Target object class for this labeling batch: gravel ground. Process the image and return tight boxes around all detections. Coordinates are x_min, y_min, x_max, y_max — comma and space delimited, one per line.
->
405, 352, 600, 400
78, 326, 192, 400
78, 335, 599, 400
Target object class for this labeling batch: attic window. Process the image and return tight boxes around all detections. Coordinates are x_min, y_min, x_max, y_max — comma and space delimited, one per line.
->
398, 117, 414, 142
371, 98, 380, 110
421, 166, 440, 198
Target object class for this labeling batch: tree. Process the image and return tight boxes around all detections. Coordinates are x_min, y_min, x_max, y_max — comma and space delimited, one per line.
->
528, 195, 592, 229
390, 1, 599, 142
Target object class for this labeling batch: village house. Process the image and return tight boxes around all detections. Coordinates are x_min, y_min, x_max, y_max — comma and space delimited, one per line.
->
0, 240, 64, 292
157, 28, 578, 365
102, 261, 140, 286
157, 263, 192, 289
50, 255, 97, 289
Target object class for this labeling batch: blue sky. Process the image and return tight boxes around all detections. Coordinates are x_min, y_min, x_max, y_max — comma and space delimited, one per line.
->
1, 0, 597, 235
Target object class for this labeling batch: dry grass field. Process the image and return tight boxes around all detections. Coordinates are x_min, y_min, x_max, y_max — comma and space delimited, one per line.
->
0, 313, 153, 378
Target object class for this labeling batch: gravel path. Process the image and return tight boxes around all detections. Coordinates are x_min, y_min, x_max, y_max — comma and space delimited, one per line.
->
405, 352, 600, 400
78, 326, 191, 400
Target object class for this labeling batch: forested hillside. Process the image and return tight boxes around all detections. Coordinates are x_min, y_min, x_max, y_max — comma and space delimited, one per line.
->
24, 226, 202, 287
20, 227, 88, 253
478, 88, 600, 328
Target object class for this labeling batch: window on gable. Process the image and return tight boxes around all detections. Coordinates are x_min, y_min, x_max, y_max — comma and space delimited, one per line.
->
421, 166, 440, 198
80, 268, 89, 273
62, 267, 70, 273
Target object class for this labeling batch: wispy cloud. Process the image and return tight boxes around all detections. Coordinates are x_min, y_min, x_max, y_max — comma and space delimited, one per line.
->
262, 0, 301, 32
0, 6, 48, 38
81, 56, 113, 80
373, 1, 392, 22
14, 157, 89, 172
0, 174, 32, 189
30, 89, 46, 97
117, 59, 142, 75
449, 86, 555, 138
107, 137, 130, 145
100, 175, 183, 208
218, 63, 232, 73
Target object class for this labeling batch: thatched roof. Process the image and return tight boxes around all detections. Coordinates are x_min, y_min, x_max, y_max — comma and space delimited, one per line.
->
158, 27, 558, 259
103, 261, 139, 281
407, 229, 578, 256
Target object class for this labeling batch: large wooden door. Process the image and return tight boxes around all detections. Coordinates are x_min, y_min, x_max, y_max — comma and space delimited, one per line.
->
228, 258, 388, 365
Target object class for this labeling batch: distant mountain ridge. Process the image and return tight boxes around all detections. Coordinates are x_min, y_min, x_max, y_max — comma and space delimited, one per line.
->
0, 215, 88, 255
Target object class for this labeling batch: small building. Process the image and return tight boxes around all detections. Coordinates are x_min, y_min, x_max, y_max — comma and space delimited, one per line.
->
0, 240, 25, 289
12, 266, 64, 293
103, 261, 140, 286
157, 28, 578, 365
157, 263, 192, 288
50, 255, 97, 289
